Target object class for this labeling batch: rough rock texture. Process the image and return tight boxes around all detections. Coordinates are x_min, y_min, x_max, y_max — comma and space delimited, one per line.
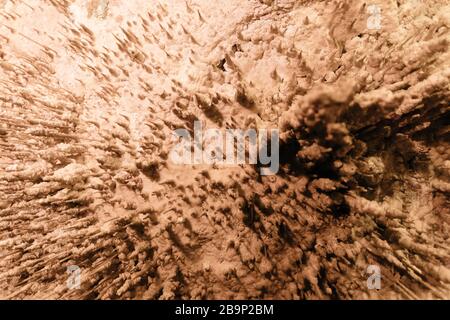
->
0, 0, 449, 299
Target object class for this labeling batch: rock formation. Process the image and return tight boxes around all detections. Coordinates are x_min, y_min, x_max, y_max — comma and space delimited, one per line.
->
0, 0, 449, 299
